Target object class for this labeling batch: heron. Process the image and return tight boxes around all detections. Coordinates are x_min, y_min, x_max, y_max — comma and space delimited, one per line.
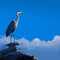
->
6, 11, 22, 42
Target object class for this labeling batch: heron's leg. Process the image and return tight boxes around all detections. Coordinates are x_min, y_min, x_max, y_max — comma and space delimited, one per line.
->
12, 34, 15, 42
10, 33, 12, 43
10, 33, 13, 43
10, 33, 15, 43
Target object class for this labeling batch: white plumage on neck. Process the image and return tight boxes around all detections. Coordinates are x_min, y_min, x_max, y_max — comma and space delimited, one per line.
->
15, 15, 19, 28
14, 11, 22, 28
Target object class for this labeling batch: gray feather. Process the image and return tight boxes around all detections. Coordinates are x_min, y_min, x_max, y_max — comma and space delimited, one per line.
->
6, 21, 15, 37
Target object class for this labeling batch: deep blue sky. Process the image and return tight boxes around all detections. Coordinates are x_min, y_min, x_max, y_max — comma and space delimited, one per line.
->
0, 0, 60, 41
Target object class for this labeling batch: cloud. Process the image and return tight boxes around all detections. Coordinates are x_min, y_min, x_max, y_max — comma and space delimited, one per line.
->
0, 35, 60, 60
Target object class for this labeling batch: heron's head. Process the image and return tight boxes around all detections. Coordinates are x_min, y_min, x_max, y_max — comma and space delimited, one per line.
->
16, 11, 22, 15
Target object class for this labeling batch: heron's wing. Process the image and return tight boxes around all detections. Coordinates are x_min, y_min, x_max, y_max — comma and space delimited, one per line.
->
6, 21, 15, 37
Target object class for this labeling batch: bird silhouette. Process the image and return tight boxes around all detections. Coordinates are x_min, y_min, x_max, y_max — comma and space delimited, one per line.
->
6, 11, 22, 42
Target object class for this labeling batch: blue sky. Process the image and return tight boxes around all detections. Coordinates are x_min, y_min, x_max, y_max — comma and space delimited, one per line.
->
0, 0, 60, 41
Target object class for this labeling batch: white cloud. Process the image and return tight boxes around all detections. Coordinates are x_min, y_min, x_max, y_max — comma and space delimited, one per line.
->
0, 35, 60, 60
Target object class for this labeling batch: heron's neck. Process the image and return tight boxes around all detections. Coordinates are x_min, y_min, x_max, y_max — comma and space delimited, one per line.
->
16, 14, 20, 23
14, 14, 20, 28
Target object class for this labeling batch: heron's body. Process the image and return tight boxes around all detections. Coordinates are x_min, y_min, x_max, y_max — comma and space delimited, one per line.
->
6, 21, 15, 37
6, 11, 22, 37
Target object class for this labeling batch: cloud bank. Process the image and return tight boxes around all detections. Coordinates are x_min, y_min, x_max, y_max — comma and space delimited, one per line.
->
0, 35, 60, 60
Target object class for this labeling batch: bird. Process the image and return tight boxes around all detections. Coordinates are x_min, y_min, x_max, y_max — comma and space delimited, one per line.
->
6, 11, 22, 40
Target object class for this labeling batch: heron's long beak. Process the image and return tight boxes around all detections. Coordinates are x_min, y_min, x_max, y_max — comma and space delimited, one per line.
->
17, 11, 23, 14
19, 11, 22, 14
